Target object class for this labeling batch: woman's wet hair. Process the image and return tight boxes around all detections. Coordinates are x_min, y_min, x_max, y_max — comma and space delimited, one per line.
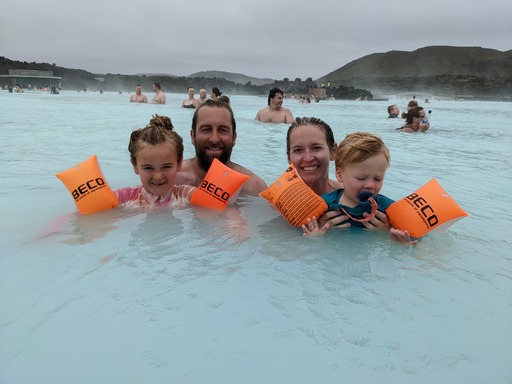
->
404, 106, 425, 124
286, 117, 336, 157
211, 87, 222, 97
218, 95, 230, 106
335, 132, 390, 169
128, 114, 184, 165
401, 99, 419, 118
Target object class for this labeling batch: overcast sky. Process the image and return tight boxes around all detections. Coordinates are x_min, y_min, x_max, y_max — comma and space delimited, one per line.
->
1, 0, 511, 80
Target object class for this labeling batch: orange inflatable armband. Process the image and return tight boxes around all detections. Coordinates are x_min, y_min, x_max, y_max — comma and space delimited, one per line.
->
190, 158, 250, 210
259, 164, 328, 227
56, 155, 119, 214
386, 178, 468, 238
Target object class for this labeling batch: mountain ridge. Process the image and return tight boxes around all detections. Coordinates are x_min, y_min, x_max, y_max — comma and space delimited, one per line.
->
2, 45, 511, 99
187, 70, 274, 86
316, 46, 512, 97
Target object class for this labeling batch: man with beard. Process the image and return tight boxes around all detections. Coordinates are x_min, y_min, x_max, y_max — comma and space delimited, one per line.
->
176, 100, 267, 193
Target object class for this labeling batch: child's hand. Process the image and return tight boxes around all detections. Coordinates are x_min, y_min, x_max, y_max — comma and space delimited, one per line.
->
302, 216, 329, 238
361, 210, 391, 230
390, 227, 418, 246
318, 210, 351, 229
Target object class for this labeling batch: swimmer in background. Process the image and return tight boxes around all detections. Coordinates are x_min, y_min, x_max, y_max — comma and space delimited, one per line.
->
210, 87, 222, 101
401, 99, 418, 118
387, 104, 400, 118
151, 82, 166, 104
197, 88, 208, 106
218, 95, 231, 107
129, 84, 148, 103
115, 115, 196, 207
255, 88, 294, 124
398, 106, 430, 133
302, 132, 417, 245
181, 87, 197, 109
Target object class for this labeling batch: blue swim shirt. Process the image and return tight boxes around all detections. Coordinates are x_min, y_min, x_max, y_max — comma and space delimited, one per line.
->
321, 189, 395, 228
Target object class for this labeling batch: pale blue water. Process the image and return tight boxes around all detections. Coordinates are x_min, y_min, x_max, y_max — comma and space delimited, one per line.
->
1, 90, 511, 383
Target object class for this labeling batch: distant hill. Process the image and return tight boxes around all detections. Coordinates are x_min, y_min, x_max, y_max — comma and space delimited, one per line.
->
3, 46, 511, 100
134, 73, 178, 77
317, 46, 512, 98
188, 70, 274, 86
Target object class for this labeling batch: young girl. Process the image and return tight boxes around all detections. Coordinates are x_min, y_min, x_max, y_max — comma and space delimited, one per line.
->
115, 115, 196, 207
302, 132, 417, 245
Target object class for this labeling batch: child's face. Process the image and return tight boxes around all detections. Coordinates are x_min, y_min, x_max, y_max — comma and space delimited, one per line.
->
335, 152, 389, 207
132, 143, 182, 197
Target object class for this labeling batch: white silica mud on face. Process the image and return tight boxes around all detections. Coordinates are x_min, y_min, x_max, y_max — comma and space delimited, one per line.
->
1, 90, 511, 384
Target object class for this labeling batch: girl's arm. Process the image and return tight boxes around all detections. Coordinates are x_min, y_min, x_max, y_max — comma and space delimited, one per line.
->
172, 184, 197, 202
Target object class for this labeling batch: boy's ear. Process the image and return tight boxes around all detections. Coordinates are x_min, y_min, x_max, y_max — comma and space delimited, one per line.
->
335, 167, 343, 183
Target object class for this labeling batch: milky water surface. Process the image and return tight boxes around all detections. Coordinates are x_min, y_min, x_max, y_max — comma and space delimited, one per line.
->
1, 90, 511, 383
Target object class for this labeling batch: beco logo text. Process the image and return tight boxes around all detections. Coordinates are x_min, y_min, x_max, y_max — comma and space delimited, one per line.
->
200, 180, 230, 201
405, 193, 438, 227
72, 178, 106, 201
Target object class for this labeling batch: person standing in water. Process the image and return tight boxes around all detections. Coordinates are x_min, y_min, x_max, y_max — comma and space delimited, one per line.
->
151, 82, 166, 104
129, 84, 148, 103
255, 88, 294, 124
197, 88, 208, 106
181, 87, 197, 109
210, 87, 222, 101
398, 106, 430, 133
387, 104, 399, 118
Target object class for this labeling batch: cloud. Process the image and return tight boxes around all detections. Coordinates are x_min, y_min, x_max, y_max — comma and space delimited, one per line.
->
1, 0, 511, 80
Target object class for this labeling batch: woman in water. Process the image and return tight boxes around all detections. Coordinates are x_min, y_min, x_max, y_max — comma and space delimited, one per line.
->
398, 106, 430, 133
210, 87, 222, 101
286, 117, 352, 228
181, 87, 197, 109
115, 115, 196, 207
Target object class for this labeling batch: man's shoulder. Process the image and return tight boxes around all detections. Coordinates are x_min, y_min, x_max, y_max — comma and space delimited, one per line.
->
229, 162, 267, 192
176, 158, 202, 186
180, 158, 195, 170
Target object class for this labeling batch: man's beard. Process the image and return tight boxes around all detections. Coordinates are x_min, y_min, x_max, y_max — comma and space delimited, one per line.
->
195, 145, 233, 172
